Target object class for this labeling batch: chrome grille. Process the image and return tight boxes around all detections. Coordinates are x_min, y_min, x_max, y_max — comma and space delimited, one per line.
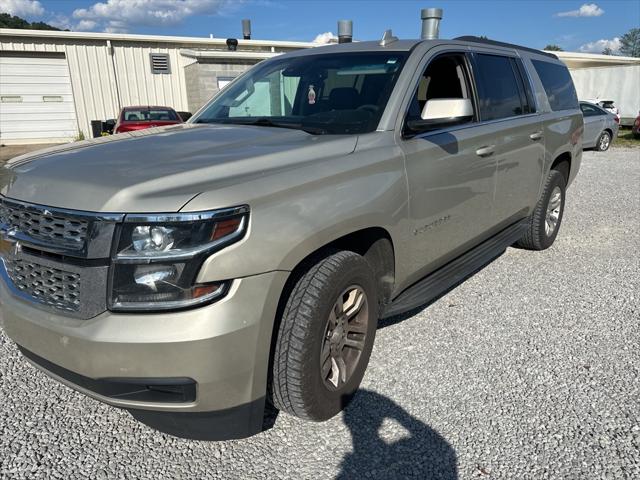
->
0, 200, 88, 249
5, 258, 81, 312
0, 197, 119, 318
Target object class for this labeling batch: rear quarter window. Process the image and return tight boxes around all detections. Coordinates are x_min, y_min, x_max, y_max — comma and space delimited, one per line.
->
531, 60, 578, 112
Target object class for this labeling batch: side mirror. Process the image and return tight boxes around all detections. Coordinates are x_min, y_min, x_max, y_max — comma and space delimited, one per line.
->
406, 98, 473, 133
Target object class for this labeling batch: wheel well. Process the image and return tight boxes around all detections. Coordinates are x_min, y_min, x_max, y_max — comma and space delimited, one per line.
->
329, 227, 395, 307
273, 227, 395, 336
266, 228, 395, 402
280, 227, 395, 309
550, 153, 571, 184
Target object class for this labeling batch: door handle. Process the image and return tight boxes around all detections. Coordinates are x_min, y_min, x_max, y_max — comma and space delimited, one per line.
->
476, 145, 495, 157
530, 131, 543, 141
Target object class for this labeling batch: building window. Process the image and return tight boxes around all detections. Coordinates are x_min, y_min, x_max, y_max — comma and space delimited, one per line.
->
217, 77, 235, 90
150, 53, 171, 74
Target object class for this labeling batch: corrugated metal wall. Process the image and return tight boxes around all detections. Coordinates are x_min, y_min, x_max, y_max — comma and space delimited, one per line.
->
1, 35, 203, 138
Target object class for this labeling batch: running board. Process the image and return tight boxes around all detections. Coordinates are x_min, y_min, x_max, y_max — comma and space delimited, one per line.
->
382, 219, 528, 318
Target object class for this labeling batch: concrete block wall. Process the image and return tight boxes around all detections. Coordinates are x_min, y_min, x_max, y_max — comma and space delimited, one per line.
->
185, 59, 257, 114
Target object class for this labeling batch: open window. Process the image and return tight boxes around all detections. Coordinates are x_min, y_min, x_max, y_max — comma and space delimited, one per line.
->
404, 53, 475, 135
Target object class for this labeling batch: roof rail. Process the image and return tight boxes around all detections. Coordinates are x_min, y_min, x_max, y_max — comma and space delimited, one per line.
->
454, 36, 558, 60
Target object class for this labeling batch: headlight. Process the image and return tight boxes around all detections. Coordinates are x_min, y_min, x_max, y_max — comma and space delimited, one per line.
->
108, 206, 248, 312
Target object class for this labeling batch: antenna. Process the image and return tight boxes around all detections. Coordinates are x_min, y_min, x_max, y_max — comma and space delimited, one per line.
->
379, 29, 398, 47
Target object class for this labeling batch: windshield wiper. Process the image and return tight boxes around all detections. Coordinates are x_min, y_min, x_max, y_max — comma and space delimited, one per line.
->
196, 117, 326, 135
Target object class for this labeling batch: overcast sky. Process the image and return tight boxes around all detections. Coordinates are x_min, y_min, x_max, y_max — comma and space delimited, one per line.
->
1, 0, 638, 53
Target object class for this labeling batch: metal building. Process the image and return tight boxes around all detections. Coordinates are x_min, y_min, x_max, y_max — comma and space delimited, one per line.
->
0, 28, 314, 144
2, 28, 639, 144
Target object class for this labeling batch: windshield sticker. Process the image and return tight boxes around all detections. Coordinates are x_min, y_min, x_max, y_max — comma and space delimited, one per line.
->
308, 85, 316, 105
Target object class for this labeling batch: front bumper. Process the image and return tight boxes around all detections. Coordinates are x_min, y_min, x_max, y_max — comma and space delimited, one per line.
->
0, 270, 288, 416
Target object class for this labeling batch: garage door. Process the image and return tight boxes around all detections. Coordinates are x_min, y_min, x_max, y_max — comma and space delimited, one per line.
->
0, 54, 78, 144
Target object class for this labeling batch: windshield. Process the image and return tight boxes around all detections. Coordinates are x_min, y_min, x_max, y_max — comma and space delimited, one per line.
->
192, 52, 408, 135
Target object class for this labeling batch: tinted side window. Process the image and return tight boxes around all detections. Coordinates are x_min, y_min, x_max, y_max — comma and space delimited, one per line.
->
513, 58, 536, 113
580, 103, 605, 117
474, 54, 524, 121
532, 60, 578, 111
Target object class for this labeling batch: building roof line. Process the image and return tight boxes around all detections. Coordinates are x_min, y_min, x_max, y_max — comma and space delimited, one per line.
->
0, 28, 316, 49
546, 50, 640, 63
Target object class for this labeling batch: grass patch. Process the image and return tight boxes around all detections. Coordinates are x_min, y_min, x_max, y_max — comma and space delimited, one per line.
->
613, 127, 640, 148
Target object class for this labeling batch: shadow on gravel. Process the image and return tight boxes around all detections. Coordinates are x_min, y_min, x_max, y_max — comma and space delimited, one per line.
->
338, 389, 457, 479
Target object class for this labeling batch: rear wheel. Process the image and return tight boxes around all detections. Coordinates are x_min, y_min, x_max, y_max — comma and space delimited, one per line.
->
596, 130, 611, 151
517, 169, 566, 250
270, 250, 378, 421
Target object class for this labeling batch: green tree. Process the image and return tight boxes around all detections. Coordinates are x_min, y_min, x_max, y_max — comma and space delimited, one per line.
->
619, 28, 640, 57
602, 47, 613, 55
0, 13, 63, 31
544, 44, 563, 51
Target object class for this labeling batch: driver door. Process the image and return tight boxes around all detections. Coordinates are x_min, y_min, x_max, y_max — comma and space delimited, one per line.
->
399, 51, 498, 282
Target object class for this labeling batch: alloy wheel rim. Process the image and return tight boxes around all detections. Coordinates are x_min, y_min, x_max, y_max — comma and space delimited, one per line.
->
600, 133, 610, 150
320, 285, 369, 390
545, 186, 562, 236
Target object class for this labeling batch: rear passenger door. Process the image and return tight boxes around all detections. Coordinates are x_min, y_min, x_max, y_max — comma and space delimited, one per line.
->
470, 51, 544, 226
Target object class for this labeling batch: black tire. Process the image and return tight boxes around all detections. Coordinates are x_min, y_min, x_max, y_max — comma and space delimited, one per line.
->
271, 250, 378, 421
596, 130, 612, 151
516, 169, 566, 250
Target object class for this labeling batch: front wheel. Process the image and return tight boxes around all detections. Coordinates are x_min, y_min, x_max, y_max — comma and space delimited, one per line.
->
517, 169, 566, 250
270, 250, 378, 421
596, 130, 611, 151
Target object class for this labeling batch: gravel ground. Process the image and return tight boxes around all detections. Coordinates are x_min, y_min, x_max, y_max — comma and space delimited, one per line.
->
1, 148, 639, 479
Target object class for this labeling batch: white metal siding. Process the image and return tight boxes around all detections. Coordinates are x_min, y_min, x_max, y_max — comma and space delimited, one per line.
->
569, 65, 640, 124
0, 36, 191, 139
112, 43, 189, 112
0, 56, 78, 143
0, 31, 308, 142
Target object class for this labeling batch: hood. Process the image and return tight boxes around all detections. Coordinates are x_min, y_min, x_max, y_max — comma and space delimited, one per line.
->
0, 123, 357, 212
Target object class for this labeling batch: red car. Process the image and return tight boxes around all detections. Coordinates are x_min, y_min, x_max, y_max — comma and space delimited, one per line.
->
632, 112, 640, 139
114, 106, 183, 134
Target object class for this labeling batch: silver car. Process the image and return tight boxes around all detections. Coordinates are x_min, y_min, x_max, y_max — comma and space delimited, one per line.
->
580, 101, 619, 151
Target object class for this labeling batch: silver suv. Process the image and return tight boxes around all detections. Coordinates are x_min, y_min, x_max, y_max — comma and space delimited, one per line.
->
0, 34, 583, 439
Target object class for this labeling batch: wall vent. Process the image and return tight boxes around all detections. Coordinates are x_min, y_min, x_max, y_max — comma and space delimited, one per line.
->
150, 53, 171, 74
